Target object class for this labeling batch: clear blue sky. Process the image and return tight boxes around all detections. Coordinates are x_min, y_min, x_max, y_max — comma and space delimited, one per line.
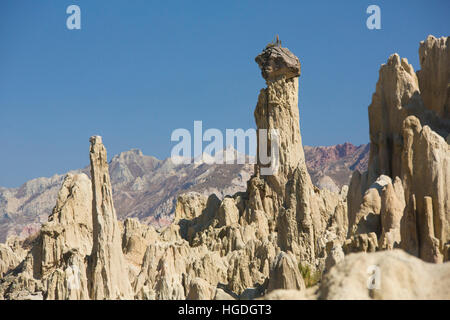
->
0, 0, 448, 188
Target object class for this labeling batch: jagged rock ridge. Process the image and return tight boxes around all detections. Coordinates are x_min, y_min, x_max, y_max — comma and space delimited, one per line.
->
0, 144, 368, 242
0, 148, 254, 242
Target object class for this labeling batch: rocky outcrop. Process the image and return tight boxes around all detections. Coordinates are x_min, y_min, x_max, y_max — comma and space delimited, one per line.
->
324, 240, 345, 273
39, 174, 93, 276
401, 115, 449, 262
0, 172, 93, 300
347, 35, 450, 262
133, 240, 228, 300
417, 36, 449, 119
1, 138, 138, 300
264, 250, 450, 300
254, 46, 304, 197
88, 136, 133, 300
0, 243, 22, 278
35, 173, 93, 300
267, 252, 305, 292
250, 45, 347, 272
122, 218, 158, 269
378, 178, 405, 250
317, 250, 450, 299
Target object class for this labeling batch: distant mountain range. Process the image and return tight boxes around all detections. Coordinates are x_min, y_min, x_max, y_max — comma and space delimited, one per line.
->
304, 142, 370, 192
0, 143, 368, 242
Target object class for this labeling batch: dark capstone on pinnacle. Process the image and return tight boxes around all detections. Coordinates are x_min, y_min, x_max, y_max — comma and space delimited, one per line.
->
255, 46, 301, 81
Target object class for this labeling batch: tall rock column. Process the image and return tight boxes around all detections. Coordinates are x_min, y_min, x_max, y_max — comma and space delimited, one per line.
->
254, 45, 306, 199
367, 54, 419, 186
251, 44, 345, 271
247, 44, 312, 227
88, 136, 133, 299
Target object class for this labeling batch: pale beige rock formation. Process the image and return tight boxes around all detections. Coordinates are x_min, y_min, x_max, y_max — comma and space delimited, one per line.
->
343, 233, 378, 255
0, 243, 22, 278
419, 196, 443, 263
417, 35, 449, 119
379, 177, 405, 250
318, 250, 450, 299
133, 240, 228, 300
254, 47, 305, 199
401, 115, 449, 261
267, 252, 305, 292
0, 173, 93, 300
324, 240, 344, 273
38, 173, 93, 300
88, 136, 133, 299
251, 45, 346, 272
38, 173, 93, 277
186, 277, 216, 300
174, 192, 209, 222
122, 218, 158, 268
216, 197, 240, 227
347, 36, 450, 262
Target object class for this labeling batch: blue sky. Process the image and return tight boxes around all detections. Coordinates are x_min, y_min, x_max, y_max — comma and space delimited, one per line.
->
0, 0, 448, 187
